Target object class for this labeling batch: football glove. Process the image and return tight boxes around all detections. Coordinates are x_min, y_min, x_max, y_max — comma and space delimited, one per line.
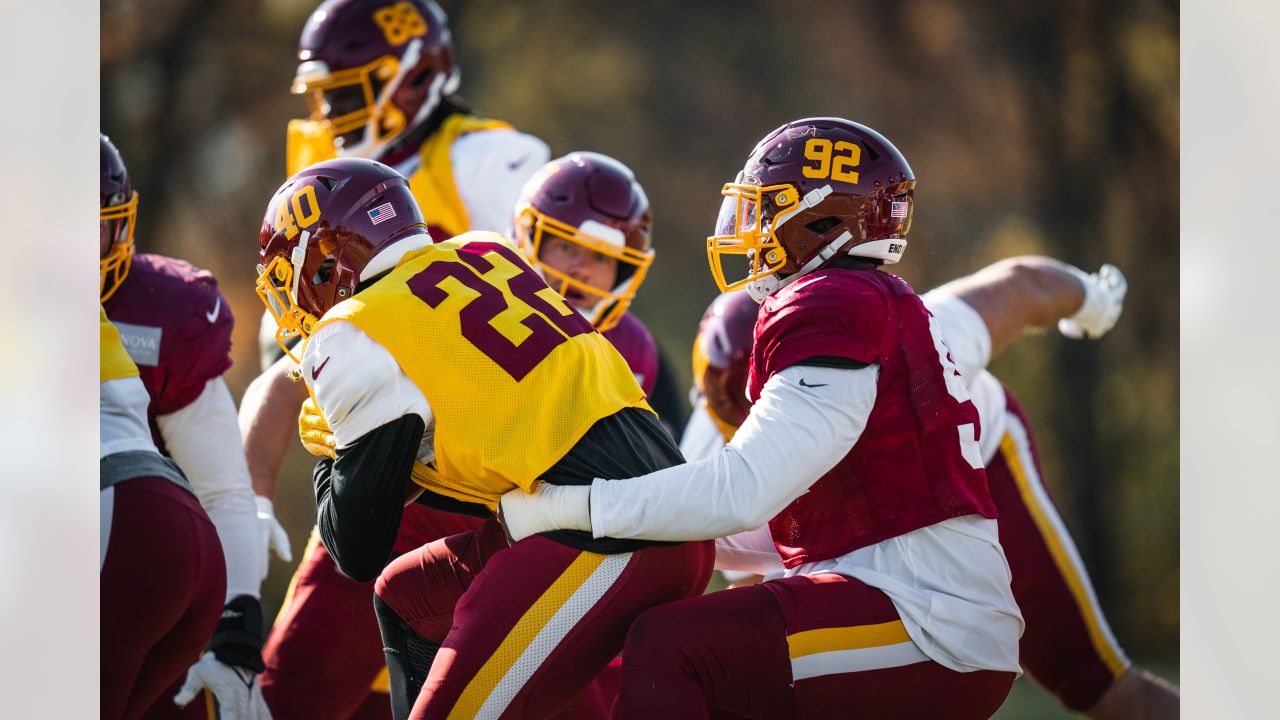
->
497, 483, 592, 544
1058, 263, 1127, 340
298, 396, 336, 459
255, 496, 293, 565
174, 595, 271, 719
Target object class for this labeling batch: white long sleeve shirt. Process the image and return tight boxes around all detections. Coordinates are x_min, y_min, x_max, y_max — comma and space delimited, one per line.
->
156, 377, 265, 600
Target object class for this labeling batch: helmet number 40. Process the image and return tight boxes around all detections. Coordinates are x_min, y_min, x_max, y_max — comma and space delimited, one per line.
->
274, 185, 322, 241
802, 138, 861, 184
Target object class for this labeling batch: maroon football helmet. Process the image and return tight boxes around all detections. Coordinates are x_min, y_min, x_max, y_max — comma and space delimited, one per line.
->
257, 157, 427, 361
288, 0, 457, 166
708, 117, 915, 301
100, 134, 138, 302
512, 152, 654, 332
691, 291, 759, 440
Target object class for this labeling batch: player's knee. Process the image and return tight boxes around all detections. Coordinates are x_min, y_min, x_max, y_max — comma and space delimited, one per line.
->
623, 603, 696, 670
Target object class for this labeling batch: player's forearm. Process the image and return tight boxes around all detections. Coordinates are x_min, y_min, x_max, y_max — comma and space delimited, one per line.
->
239, 357, 310, 500
590, 365, 877, 541
315, 414, 424, 582
934, 256, 1085, 357
158, 377, 264, 598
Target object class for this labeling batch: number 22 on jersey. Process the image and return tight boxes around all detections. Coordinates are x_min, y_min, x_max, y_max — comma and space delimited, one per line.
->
406, 241, 594, 382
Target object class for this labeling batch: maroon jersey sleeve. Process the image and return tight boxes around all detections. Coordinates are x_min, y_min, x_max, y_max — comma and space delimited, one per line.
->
601, 312, 659, 395
161, 272, 234, 414
749, 271, 886, 401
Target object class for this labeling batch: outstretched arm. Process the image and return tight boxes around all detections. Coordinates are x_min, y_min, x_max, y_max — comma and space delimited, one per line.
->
930, 256, 1127, 356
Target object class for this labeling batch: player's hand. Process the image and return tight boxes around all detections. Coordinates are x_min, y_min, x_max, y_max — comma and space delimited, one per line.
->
174, 652, 272, 719
175, 595, 271, 718
298, 396, 336, 459
497, 483, 592, 543
255, 496, 293, 564
1058, 263, 1127, 339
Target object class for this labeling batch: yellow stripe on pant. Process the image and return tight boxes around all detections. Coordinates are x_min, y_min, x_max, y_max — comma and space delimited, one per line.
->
448, 551, 608, 719
999, 419, 1129, 678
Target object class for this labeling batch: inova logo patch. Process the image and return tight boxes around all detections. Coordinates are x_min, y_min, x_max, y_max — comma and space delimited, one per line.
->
113, 322, 162, 367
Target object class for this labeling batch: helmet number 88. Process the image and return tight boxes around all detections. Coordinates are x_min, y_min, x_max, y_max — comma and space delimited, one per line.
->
802, 139, 861, 184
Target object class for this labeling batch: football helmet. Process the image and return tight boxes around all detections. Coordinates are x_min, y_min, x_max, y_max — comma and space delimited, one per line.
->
691, 291, 759, 441
288, 0, 458, 167
512, 152, 654, 332
256, 157, 427, 361
708, 117, 915, 302
100, 134, 138, 302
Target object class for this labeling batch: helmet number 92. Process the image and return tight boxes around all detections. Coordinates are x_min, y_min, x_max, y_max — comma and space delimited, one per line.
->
274, 185, 322, 241
801, 139, 861, 184
374, 2, 429, 47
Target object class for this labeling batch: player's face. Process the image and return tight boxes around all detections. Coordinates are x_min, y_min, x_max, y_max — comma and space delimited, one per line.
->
538, 237, 619, 308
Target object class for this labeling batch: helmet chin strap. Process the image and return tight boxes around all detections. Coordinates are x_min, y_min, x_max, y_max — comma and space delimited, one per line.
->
746, 230, 852, 303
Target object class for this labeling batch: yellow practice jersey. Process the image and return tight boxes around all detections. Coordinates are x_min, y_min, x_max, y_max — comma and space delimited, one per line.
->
316, 232, 650, 507
100, 305, 139, 382
406, 113, 513, 237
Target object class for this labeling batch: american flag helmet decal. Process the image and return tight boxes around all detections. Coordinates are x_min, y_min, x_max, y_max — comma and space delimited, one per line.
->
368, 201, 397, 225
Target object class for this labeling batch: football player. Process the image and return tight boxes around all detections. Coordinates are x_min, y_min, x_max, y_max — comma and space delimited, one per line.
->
101, 307, 226, 720
686, 262, 1178, 719
255, 158, 712, 720
500, 118, 1022, 718
237, 1, 550, 716
100, 135, 272, 719
358, 150, 659, 718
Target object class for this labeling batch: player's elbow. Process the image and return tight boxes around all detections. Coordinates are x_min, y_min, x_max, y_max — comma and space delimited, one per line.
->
325, 540, 386, 583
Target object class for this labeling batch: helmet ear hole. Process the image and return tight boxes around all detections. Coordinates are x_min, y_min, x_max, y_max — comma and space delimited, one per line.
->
312, 258, 337, 285
804, 216, 842, 235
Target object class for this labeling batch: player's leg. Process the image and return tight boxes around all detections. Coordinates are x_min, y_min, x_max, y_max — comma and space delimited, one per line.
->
1086, 667, 1180, 720
374, 517, 510, 718
985, 391, 1178, 716
617, 573, 1015, 720
409, 536, 713, 720
259, 531, 390, 720
102, 477, 226, 720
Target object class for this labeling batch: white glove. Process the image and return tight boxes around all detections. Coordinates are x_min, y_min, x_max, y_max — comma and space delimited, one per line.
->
1058, 263, 1127, 339
174, 651, 272, 719
255, 496, 293, 565
497, 483, 593, 543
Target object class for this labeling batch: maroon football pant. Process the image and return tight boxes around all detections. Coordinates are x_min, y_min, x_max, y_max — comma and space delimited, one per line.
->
376, 525, 714, 719
260, 504, 484, 720
616, 572, 1014, 720
101, 477, 226, 720
988, 391, 1131, 711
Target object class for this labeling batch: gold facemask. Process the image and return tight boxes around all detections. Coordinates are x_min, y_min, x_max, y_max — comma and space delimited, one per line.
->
255, 255, 319, 364
515, 207, 654, 333
705, 182, 799, 293
100, 192, 138, 302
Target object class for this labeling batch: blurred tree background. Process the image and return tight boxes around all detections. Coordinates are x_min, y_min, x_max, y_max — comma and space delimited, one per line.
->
103, 0, 1178, 714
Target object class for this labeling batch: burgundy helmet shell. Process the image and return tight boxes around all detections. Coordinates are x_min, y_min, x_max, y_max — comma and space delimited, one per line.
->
691, 291, 760, 438
708, 117, 915, 301
291, 0, 457, 159
100, 134, 138, 301
512, 152, 654, 332
256, 157, 427, 360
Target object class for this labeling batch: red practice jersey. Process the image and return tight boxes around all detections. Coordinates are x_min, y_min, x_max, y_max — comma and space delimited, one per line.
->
748, 267, 996, 567
102, 253, 234, 452
602, 311, 658, 396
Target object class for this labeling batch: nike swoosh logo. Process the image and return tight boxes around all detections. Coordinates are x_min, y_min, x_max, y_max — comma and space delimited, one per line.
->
798, 378, 829, 388
507, 155, 528, 172
205, 297, 221, 323
311, 356, 331, 381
